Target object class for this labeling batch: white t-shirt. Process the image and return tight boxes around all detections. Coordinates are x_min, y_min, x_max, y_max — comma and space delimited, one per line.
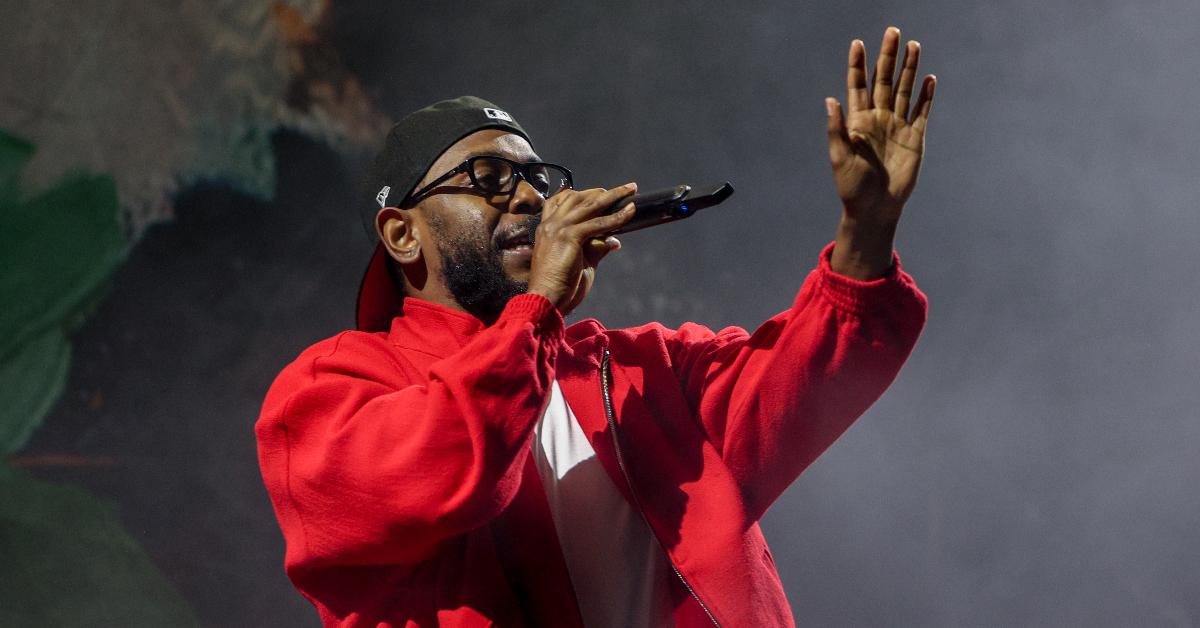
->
531, 379, 676, 627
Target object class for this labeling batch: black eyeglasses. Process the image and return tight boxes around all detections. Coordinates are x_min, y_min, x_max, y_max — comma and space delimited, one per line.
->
404, 156, 573, 205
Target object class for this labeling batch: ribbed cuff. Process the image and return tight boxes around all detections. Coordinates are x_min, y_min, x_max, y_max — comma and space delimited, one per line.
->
816, 240, 914, 316
501, 292, 566, 343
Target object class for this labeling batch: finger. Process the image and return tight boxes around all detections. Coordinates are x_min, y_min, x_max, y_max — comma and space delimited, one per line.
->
572, 201, 636, 239
871, 26, 901, 111
543, 183, 630, 217
893, 40, 920, 117
846, 39, 869, 113
541, 187, 582, 219
548, 187, 604, 215
826, 97, 851, 168
910, 75, 937, 133
567, 183, 637, 221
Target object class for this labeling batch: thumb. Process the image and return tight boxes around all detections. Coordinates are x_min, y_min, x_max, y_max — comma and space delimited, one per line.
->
826, 97, 851, 168
583, 235, 621, 267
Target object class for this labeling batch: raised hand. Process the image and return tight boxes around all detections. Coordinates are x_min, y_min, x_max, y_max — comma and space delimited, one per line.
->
825, 26, 936, 279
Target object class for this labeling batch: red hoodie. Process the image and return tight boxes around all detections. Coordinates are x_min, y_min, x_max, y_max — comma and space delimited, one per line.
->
256, 241, 928, 627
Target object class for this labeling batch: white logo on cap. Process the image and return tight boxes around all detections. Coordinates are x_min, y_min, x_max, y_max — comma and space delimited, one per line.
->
483, 107, 513, 122
376, 185, 391, 208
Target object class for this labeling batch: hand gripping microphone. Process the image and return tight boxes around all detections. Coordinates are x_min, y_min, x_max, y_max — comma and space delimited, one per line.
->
603, 182, 735, 235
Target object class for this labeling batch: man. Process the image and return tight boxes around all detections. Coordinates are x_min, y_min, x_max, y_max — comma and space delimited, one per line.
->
257, 27, 934, 627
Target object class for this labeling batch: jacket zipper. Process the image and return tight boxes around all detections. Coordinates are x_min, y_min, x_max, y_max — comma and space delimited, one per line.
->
600, 349, 721, 627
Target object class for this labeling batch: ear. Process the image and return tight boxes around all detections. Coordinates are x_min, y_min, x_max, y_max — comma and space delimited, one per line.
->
376, 206, 422, 265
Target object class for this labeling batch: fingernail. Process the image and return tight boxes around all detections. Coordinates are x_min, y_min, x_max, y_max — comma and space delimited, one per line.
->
625, 182, 638, 190
825, 98, 837, 115
607, 236, 622, 250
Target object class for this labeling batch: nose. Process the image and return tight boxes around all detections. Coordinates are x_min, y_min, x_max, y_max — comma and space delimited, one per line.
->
505, 178, 545, 215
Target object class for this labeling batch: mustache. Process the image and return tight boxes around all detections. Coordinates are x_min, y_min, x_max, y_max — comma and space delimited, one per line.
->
493, 213, 542, 248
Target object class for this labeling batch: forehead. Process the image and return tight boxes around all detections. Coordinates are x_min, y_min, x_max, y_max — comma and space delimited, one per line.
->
420, 129, 538, 185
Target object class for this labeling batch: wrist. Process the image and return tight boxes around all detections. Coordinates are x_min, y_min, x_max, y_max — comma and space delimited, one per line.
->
503, 293, 566, 340
831, 215, 898, 280
526, 284, 563, 309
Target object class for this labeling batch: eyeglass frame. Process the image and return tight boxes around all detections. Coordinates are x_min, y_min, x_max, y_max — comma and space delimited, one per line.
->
402, 156, 574, 206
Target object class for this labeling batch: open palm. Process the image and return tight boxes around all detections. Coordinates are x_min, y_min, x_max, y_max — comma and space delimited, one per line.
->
827, 27, 936, 227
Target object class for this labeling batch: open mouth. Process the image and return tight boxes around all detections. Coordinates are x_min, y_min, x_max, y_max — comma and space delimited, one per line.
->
501, 240, 532, 251
498, 228, 535, 251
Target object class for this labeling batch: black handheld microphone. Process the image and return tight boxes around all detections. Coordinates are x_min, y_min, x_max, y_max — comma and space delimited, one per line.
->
604, 182, 735, 235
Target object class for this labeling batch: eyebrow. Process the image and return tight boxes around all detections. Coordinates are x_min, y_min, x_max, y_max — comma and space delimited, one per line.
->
459, 149, 541, 163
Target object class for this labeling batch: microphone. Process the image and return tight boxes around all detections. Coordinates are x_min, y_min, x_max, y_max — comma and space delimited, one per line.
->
603, 182, 735, 235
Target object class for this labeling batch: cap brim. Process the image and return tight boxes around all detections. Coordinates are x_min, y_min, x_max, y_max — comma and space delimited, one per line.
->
356, 243, 403, 332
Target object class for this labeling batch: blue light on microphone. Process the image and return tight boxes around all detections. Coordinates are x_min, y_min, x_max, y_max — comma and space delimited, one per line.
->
679, 204, 690, 213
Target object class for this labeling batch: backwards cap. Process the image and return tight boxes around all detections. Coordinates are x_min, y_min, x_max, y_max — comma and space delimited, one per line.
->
356, 96, 532, 332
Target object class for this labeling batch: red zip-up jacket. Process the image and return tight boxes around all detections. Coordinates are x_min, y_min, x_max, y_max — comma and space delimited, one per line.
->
256, 241, 928, 627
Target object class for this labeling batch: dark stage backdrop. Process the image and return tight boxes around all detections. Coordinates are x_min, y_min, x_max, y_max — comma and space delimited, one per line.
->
6, 1, 1199, 626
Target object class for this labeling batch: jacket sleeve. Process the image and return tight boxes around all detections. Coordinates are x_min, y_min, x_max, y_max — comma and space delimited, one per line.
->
666, 241, 928, 520
255, 293, 563, 574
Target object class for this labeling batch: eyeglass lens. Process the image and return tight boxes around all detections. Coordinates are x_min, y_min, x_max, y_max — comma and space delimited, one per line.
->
469, 158, 570, 198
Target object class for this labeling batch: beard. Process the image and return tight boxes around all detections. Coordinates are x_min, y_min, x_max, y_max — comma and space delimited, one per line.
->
427, 212, 538, 325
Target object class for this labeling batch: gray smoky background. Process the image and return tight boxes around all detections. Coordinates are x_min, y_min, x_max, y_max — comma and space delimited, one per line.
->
21, 0, 1200, 626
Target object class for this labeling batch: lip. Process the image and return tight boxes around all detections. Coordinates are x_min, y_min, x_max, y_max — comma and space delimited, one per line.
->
496, 226, 535, 252
500, 243, 534, 261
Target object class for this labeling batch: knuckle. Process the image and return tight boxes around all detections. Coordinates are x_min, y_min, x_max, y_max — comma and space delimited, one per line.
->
536, 222, 562, 239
